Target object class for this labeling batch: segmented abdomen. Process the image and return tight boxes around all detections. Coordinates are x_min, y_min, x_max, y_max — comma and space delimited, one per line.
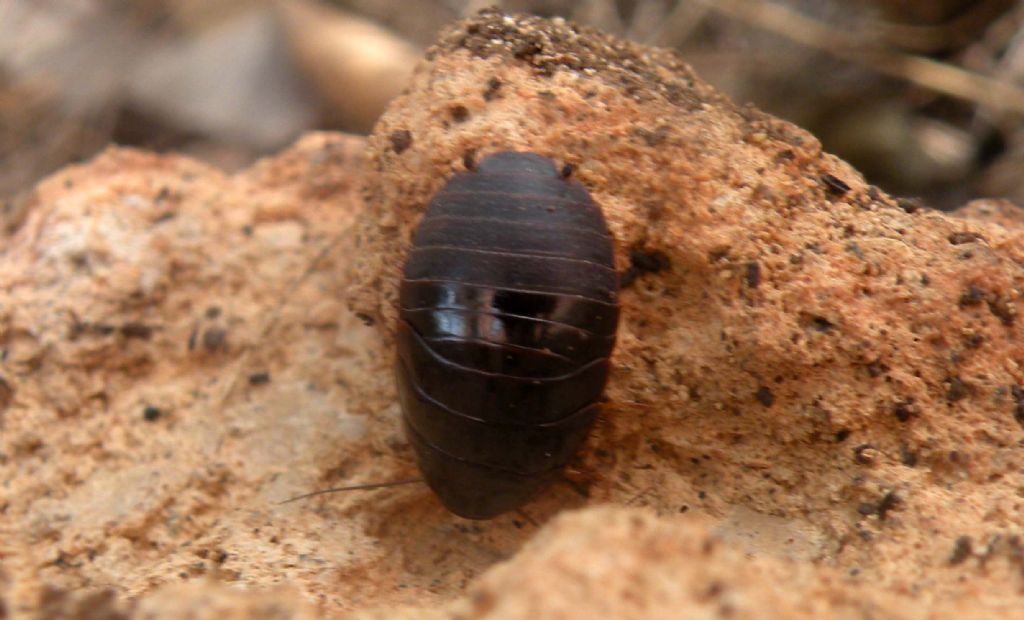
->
396, 151, 619, 519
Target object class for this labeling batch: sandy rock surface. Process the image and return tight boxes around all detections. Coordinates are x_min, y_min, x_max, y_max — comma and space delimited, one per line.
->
4, 9, 1024, 619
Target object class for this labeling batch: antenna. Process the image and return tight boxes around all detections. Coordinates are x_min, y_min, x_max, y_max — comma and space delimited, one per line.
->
277, 478, 424, 505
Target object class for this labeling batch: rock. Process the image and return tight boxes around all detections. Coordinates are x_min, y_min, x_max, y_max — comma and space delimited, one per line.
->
4, 9, 1024, 620
349, 8, 1024, 616
444, 507, 909, 619
0, 134, 387, 617
276, 0, 422, 134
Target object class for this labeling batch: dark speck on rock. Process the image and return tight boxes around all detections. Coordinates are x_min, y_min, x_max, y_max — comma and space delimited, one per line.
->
857, 503, 877, 516
745, 261, 761, 288
143, 406, 162, 422
389, 129, 413, 154
948, 231, 985, 245
483, 77, 502, 101
820, 174, 850, 197
949, 536, 973, 565
987, 296, 1016, 326
946, 376, 969, 402
893, 400, 915, 422
866, 360, 886, 378
202, 328, 227, 352
621, 247, 671, 288
755, 386, 774, 407
120, 322, 153, 339
248, 372, 271, 386
630, 248, 670, 273
958, 285, 986, 307
877, 491, 901, 519
897, 197, 924, 213
809, 316, 834, 333
1010, 385, 1024, 428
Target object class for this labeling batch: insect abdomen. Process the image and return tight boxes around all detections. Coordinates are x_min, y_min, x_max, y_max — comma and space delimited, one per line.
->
396, 151, 619, 519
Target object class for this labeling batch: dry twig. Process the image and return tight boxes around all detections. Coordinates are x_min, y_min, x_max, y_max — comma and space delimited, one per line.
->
700, 0, 1024, 117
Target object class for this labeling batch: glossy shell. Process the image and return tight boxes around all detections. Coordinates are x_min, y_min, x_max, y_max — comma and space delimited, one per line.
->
396, 151, 619, 518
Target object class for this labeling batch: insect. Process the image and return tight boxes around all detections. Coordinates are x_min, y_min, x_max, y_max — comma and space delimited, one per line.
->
396, 151, 620, 519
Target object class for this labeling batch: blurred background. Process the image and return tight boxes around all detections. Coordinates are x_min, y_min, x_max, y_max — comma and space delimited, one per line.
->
2, 0, 1023, 212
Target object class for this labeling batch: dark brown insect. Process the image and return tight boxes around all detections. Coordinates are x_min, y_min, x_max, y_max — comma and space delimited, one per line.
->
396, 151, 620, 519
